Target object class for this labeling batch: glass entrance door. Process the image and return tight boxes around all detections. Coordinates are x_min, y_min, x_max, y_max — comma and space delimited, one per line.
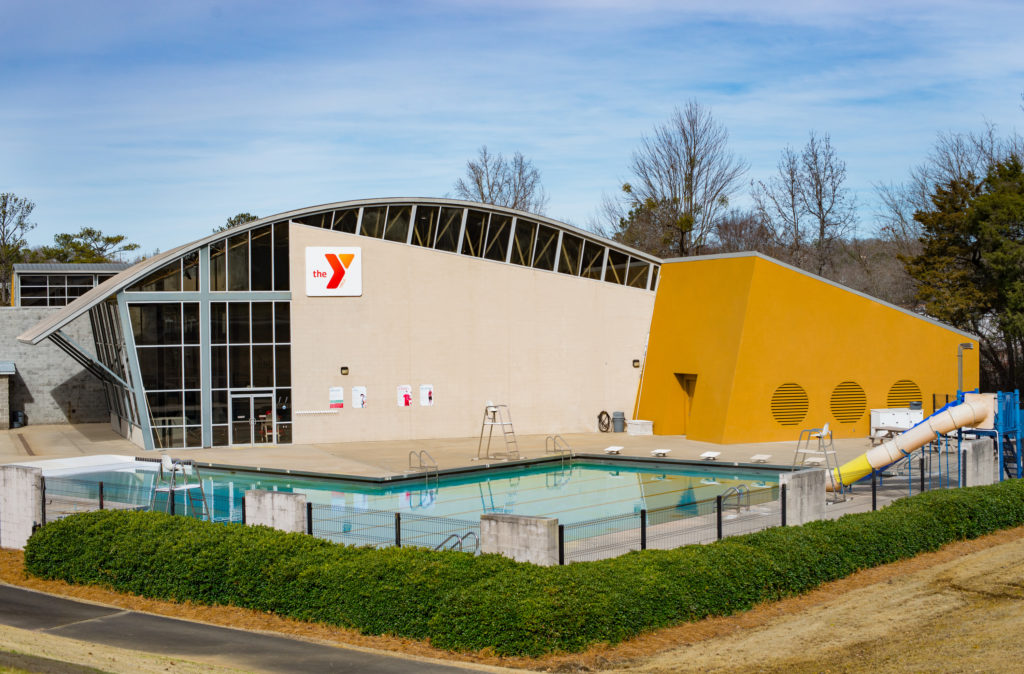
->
230, 394, 275, 445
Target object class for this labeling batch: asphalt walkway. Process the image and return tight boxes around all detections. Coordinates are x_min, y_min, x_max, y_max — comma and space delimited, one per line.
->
0, 584, 486, 673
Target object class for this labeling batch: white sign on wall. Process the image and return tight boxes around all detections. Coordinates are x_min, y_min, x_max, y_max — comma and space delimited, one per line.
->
329, 386, 344, 409
352, 386, 367, 408
306, 247, 362, 296
397, 385, 412, 407
420, 384, 434, 406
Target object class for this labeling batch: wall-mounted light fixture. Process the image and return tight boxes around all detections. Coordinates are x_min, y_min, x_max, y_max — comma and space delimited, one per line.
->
632, 359, 641, 368
340, 366, 349, 375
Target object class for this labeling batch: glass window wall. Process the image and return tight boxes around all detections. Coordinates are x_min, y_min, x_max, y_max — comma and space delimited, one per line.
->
532, 225, 558, 271
510, 220, 536, 266
19, 272, 112, 307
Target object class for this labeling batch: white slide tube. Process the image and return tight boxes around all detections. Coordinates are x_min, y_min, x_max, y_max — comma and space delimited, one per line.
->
827, 395, 995, 490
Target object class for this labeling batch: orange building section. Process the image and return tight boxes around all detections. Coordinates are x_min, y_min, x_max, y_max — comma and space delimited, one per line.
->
635, 253, 980, 443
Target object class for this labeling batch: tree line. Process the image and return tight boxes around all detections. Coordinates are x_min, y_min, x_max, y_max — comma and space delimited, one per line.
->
6, 104, 1024, 391
454, 100, 1024, 392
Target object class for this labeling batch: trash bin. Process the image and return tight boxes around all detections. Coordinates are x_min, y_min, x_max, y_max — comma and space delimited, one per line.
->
612, 411, 626, 433
13, 411, 27, 427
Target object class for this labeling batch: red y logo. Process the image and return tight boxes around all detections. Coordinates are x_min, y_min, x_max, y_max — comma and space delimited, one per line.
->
324, 253, 355, 289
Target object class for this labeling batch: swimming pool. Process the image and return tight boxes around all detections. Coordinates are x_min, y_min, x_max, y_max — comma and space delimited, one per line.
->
42, 455, 781, 526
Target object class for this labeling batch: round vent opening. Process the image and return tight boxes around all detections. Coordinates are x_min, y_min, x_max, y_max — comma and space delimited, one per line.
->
771, 383, 809, 426
887, 379, 922, 408
830, 381, 866, 423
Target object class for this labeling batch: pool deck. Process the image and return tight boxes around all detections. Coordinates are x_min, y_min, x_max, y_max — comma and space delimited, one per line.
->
2, 422, 933, 519
1, 422, 880, 477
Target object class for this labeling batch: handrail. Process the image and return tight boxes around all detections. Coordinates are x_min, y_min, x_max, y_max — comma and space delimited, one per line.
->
433, 531, 480, 554
408, 449, 439, 491
720, 484, 750, 512
545, 434, 573, 457
407, 449, 438, 472
435, 533, 463, 551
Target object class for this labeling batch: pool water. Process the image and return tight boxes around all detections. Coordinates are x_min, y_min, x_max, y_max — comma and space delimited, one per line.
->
62, 458, 780, 525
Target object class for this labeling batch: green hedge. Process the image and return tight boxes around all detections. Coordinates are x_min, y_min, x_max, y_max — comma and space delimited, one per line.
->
24, 480, 1024, 656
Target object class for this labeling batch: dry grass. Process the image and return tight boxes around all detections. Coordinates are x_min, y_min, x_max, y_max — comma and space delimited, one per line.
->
5, 526, 1024, 672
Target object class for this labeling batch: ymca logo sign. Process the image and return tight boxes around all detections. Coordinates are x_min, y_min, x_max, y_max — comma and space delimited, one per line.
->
305, 247, 362, 296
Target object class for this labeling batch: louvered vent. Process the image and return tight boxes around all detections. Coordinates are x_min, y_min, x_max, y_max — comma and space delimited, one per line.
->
830, 381, 867, 423
771, 383, 809, 426
887, 379, 922, 408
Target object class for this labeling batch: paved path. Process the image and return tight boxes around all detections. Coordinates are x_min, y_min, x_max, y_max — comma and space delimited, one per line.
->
0, 584, 484, 673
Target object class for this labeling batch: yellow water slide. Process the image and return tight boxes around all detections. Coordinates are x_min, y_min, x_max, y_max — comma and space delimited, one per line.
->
827, 393, 996, 491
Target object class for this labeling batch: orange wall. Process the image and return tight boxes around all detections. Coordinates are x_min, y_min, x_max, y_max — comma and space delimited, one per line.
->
637, 254, 980, 443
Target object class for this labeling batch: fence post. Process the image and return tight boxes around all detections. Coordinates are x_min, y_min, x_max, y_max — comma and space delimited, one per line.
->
780, 484, 787, 527
241, 497, 246, 525
306, 502, 313, 535
716, 495, 723, 540
99, 482, 104, 511
919, 455, 926, 493
394, 512, 402, 547
871, 471, 877, 511
640, 509, 647, 550
40, 476, 46, 526
170, 488, 175, 516
558, 524, 565, 565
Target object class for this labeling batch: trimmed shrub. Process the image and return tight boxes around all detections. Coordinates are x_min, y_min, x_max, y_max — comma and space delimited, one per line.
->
24, 479, 1024, 656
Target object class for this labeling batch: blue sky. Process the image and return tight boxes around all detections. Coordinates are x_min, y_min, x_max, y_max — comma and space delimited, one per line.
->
2, 0, 1023, 255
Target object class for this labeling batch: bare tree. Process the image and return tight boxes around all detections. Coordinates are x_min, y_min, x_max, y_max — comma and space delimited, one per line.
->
712, 208, 776, 254
751, 145, 803, 264
0, 193, 36, 304
799, 132, 856, 276
617, 101, 748, 257
453, 146, 548, 214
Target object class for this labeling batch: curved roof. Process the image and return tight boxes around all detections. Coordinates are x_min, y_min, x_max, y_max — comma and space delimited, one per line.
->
18, 197, 661, 345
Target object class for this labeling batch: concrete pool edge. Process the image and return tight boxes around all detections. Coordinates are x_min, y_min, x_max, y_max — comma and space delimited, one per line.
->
178, 452, 802, 486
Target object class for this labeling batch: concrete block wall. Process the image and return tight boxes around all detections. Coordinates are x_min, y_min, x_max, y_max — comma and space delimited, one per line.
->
962, 437, 998, 486
0, 465, 43, 550
480, 513, 559, 566
779, 468, 826, 525
0, 308, 108, 425
243, 490, 307, 533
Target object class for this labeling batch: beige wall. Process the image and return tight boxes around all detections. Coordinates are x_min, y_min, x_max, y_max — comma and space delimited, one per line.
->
289, 224, 655, 443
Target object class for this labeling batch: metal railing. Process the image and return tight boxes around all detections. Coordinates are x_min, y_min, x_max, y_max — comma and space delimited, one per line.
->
306, 503, 480, 552
559, 483, 783, 564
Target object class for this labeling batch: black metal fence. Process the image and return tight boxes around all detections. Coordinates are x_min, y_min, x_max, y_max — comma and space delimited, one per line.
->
37, 475, 481, 553
306, 503, 480, 552
40, 475, 156, 523
559, 484, 784, 563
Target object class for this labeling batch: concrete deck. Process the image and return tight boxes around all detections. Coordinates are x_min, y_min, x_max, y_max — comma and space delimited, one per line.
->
2, 422, 947, 520
1, 422, 879, 477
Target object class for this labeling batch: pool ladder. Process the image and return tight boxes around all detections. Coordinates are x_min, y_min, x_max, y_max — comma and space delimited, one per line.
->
434, 531, 479, 554
719, 484, 750, 513
407, 450, 439, 491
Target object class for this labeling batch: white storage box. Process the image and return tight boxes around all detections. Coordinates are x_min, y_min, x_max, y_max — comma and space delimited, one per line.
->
626, 420, 653, 436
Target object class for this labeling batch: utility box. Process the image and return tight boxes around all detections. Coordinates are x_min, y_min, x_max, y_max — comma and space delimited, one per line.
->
870, 407, 924, 443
